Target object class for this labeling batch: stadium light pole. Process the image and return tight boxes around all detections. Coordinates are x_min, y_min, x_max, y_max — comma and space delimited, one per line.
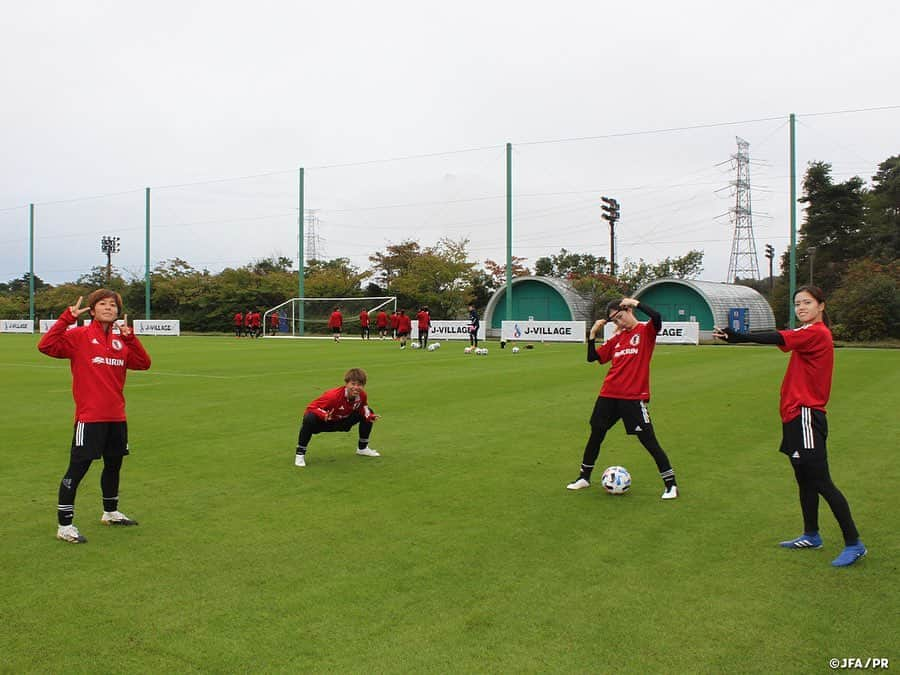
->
101, 235, 120, 285
298, 167, 305, 336
764, 243, 775, 293
145, 187, 151, 319
505, 142, 512, 323
789, 113, 797, 328
601, 197, 620, 276
29, 203, 35, 321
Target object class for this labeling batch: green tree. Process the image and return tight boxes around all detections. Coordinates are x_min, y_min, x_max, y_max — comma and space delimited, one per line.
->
534, 249, 609, 277
828, 258, 900, 341
377, 238, 475, 318
483, 257, 531, 286
618, 250, 705, 291
303, 258, 370, 298
368, 240, 422, 288
792, 161, 867, 294
864, 155, 900, 262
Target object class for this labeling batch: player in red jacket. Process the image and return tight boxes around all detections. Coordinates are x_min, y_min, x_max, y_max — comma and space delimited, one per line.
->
38, 290, 152, 543
389, 311, 400, 339
416, 306, 431, 349
714, 285, 866, 567
294, 368, 381, 467
397, 310, 412, 349
250, 310, 262, 339
566, 297, 678, 500
328, 306, 343, 342
376, 310, 388, 339
233, 311, 243, 338
269, 311, 280, 336
359, 309, 370, 340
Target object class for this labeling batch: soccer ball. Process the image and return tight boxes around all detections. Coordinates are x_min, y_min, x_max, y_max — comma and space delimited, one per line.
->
511, 346, 520, 353
432, 342, 441, 349
427, 343, 438, 351
411, 342, 420, 349
600, 466, 631, 495
464, 346, 473, 354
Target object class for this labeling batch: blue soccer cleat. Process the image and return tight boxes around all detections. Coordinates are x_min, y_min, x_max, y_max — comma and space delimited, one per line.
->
778, 533, 823, 549
831, 542, 867, 567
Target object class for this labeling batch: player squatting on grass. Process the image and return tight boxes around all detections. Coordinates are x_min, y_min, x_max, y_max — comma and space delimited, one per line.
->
714, 285, 867, 568
38, 290, 152, 544
566, 297, 679, 500
294, 368, 381, 467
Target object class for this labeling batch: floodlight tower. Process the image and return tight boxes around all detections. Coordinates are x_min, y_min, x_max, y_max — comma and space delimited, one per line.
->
726, 137, 761, 282
100, 235, 120, 284
304, 209, 323, 263
601, 196, 621, 276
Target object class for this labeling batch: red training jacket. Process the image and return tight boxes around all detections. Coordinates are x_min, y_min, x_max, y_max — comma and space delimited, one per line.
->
305, 386, 376, 422
38, 308, 152, 422
594, 320, 658, 400
398, 314, 412, 334
777, 321, 833, 423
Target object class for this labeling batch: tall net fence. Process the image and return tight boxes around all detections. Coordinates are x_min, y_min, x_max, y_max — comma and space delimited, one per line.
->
2, 107, 897, 323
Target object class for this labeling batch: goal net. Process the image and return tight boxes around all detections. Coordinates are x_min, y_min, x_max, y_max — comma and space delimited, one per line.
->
263, 297, 397, 338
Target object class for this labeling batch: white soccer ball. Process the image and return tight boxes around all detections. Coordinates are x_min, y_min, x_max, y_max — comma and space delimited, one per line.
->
432, 342, 441, 349
411, 342, 420, 349
511, 346, 520, 353
600, 466, 631, 495
464, 346, 473, 354
427, 343, 438, 351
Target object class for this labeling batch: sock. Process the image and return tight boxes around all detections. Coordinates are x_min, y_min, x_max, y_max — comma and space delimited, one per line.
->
58, 504, 74, 527
579, 463, 594, 481
103, 496, 119, 513
358, 438, 369, 450
660, 468, 676, 489
296, 445, 307, 456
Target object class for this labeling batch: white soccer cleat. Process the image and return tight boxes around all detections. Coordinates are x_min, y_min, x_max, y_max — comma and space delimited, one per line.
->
566, 478, 591, 490
356, 447, 381, 457
101, 510, 139, 526
661, 485, 679, 500
57, 524, 87, 543
295, 454, 306, 467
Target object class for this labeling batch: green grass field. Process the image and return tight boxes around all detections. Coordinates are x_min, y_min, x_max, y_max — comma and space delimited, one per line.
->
1, 334, 897, 673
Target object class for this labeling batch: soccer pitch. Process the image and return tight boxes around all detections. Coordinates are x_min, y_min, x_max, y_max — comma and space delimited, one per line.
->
1, 335, 897, 673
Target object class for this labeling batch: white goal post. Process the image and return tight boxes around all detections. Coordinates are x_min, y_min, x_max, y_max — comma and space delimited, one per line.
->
263, 297, 397, 338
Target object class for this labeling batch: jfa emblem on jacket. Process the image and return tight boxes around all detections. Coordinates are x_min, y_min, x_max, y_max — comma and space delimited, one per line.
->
630, 334, 641, 346
111, 338, 123, 350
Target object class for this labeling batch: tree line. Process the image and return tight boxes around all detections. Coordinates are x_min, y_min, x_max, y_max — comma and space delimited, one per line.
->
2, 155, 896, 339
737, 155, 899, 341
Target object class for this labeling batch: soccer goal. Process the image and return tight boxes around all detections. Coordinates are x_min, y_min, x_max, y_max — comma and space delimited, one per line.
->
263, 297, 397, 338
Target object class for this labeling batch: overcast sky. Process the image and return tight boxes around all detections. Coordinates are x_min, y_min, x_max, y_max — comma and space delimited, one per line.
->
2, 0, 898, 287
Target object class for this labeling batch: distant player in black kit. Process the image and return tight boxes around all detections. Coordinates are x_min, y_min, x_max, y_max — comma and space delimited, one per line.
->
567, 297, 678, 500
467, 304, 480, 348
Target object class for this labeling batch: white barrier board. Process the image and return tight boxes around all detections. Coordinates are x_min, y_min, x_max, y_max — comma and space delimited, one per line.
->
0, 319, 34, 333
133, 319, 181, 336
603, 320, 699, 345
411, 321, 485, 341
501, 320, 586, 343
